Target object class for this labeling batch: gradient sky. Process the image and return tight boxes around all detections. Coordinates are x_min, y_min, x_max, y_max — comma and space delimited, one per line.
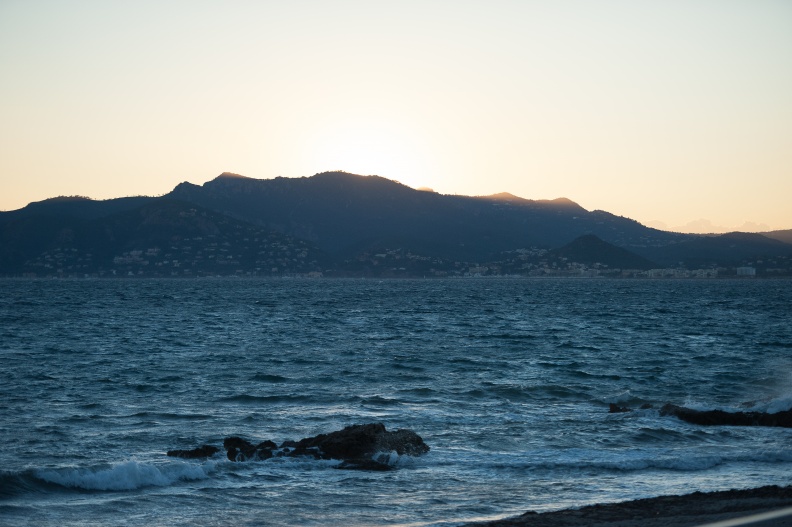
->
1, 1, 790, 233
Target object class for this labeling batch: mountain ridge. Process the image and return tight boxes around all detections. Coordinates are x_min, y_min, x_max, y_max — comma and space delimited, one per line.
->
164, 171, 693, 262
2, 171, 790, 277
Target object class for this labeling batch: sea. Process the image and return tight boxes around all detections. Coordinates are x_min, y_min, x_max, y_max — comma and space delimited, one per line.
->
1, 277, 791, 526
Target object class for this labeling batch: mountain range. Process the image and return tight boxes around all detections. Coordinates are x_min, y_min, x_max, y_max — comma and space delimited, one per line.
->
1, 171, 790, 277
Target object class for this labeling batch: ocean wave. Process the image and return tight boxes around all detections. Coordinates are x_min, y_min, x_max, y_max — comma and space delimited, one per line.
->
746, 394, 792, 414
35, 460, 214, 491
483, 449, 792, 474
359, 395, 402, 406
127, 411, 212, 420
250, 373, 291, 383
217, 394, 314, 404
585, 449, 792, 472
605, 391, 792, 415
488, 333, 538, 341
569, 369, 622, 381
529, 384, 590, 400
676, 393, 792, 414
607, 390, 637, 404
0, 470, 47, 498
757, 341, 792, 349
398, 387, 437, 396
389, 363, 426, 372
372, 450, 423, 468
555, 341, 602, 352
481, 384, 534, 402
630, 430, 685, 446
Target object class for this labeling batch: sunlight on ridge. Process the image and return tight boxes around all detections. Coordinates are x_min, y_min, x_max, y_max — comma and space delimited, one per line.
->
304, 117, 434, 190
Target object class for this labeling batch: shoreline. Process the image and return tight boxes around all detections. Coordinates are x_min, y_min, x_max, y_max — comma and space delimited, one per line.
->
463, 485, 792, 527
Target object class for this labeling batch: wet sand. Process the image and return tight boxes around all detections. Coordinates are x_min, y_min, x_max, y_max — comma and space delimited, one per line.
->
464, 485, 792, 527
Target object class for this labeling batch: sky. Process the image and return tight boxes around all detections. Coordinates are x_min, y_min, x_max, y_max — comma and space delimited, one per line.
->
1, 1, 790, 233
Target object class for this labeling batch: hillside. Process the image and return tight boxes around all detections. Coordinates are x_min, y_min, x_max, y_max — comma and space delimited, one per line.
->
764, 229, 792, 245
2, 171, 791, 277
550, 234, 657, 270
639, 231, 791, 268
0, 195, 156, 221
0, 200, 329, 277
166, 171, 685, 261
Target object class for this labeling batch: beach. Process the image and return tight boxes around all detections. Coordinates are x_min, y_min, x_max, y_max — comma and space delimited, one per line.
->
466, 486, 792, 527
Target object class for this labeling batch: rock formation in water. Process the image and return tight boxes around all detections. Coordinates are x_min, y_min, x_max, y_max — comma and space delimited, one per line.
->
659, 404, 792, 428
167, 423, 430, 470
224, 437, 278, 461
608, 402, 792, 428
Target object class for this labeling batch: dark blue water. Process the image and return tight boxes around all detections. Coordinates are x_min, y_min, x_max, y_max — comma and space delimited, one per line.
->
1, 278, 791, 526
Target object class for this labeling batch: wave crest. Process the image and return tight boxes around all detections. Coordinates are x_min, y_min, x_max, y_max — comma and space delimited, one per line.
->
35, 460, 213, 491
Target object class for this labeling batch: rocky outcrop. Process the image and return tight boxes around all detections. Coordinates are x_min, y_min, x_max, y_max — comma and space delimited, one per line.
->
167, 423, 430, 470
659, 404, 792, 428
224, 437, 277, 461
607, 402, 792, 428
287, 423, 429, 461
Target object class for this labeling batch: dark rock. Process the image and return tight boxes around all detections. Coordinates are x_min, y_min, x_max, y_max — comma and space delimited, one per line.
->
223, 436, 275, 461
223, 436, 253, 450
168, 423, 429, 470
288, 423, 430, 462
374, 427, 431, 456
166, 445, 220, 459
660, 403, 792, 428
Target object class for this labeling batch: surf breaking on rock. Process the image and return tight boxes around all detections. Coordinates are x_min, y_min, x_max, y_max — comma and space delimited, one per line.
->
167, 423, 430, 471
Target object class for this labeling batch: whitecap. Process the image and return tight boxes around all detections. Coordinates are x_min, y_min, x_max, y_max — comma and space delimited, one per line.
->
35, 459, 213, 491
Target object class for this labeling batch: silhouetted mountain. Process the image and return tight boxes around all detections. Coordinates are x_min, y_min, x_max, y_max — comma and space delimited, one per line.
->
639, 231, 791, 267
475, 192, 587, 212
2, 171, 791, 277
550, 234, 657, 270
0, 195, 156, 221
166, 171, 687, 262
763, 229, 792, 245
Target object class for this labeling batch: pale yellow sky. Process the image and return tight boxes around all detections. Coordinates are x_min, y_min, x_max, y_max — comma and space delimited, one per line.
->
1, 0, 790, 233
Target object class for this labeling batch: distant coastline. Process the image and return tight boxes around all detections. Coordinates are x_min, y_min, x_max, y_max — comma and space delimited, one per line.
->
2, 172, 791, 278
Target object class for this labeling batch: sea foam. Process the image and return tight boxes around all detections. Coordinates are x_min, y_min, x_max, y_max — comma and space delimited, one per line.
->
36, 460, 213, 491
759, 394, 792, 414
